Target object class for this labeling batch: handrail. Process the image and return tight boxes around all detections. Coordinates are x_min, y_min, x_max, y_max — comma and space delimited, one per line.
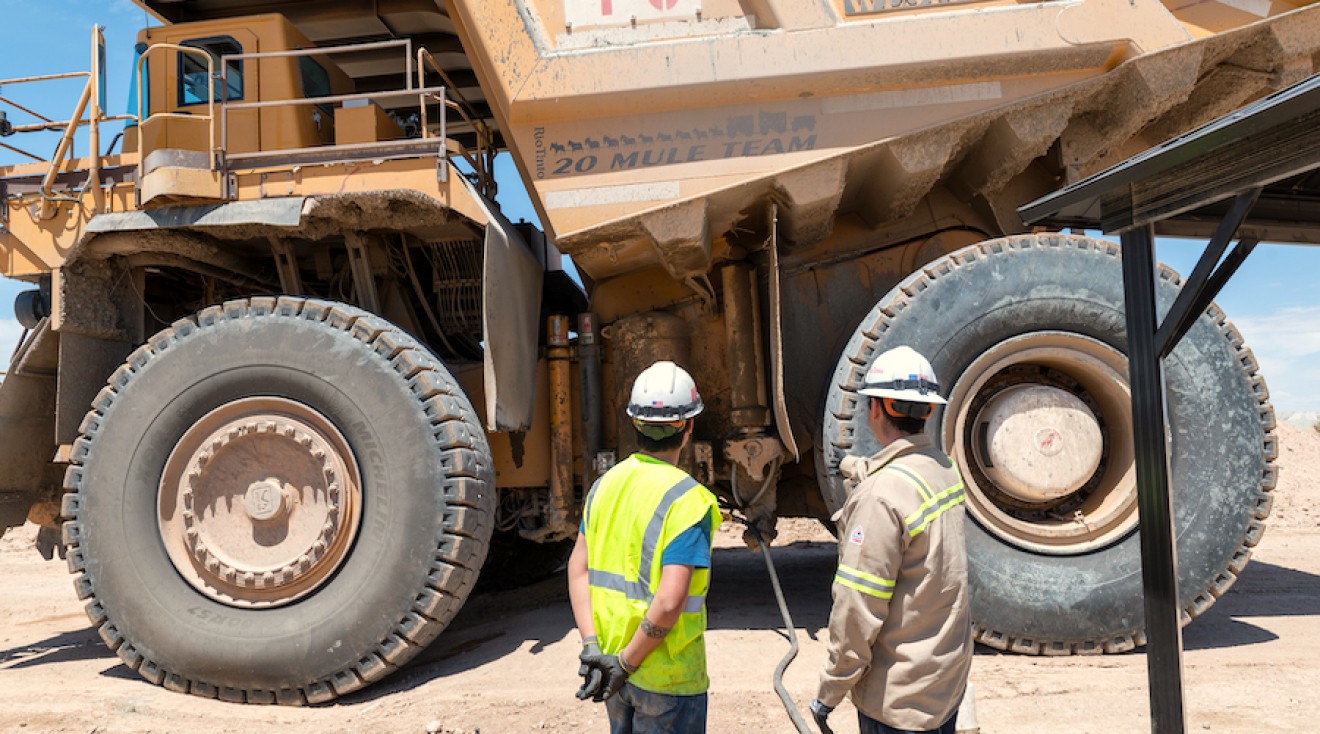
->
0, 26, 121, 215
0, 71, 90, 85
37, 27, 104, 209
223, 87, 446, 111
0, 141, 45, 162
417, 47, 494, 197
0, 95, 56, 123
212, 38, 464, 179
136, 43, 218, 174
6, 114, 134, 135
219, 38, 413, 158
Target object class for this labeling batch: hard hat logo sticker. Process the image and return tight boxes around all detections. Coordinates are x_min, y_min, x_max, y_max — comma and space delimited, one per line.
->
850, 527, 865, 545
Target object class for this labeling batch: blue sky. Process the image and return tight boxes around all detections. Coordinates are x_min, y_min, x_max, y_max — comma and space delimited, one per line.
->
2, 2, 1317, 412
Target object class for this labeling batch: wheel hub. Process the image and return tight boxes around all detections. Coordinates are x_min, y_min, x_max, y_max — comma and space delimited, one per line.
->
159, 398, 362, 607
974, 385, 1104, 504
945, 333, 1138, 555
242, 479, 291, 522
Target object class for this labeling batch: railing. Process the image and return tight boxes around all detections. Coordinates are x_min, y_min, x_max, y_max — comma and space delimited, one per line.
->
0, 71, 90, 177
217, 39, 451, 179
136, 43, 219, 172
0, 26, 135, 214
3, 31, 487, 209
417, 48, 496, 199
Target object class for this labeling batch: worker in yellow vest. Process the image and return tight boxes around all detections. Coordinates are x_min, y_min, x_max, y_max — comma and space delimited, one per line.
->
811, 346, 971, 734
568, 360, 722, 733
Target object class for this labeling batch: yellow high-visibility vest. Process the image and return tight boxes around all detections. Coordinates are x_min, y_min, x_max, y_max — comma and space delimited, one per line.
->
584, 453, 721, 695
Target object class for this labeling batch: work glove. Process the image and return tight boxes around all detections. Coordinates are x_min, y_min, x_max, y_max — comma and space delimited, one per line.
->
590, 654, 631, 702
809, 698, 835, 734
576, 643, 605, 701
576, 644, 631, 702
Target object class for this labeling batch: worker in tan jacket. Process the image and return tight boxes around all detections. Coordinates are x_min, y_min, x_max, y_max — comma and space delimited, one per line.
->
811, 346, 971, 734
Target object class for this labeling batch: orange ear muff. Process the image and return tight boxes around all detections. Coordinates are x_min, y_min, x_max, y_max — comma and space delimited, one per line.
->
882, 397, 933, 420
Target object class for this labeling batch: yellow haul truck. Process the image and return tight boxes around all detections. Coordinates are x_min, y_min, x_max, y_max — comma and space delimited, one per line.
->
1, 0, 1314, 703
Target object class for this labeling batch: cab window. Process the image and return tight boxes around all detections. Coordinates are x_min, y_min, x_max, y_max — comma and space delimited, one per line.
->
298, 57, 335, 117
178, 36, 243, 105
126, 42, 149, 125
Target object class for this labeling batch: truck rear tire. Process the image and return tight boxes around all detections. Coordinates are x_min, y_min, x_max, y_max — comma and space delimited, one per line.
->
61, 297, 494, 702
821, 234, 1276, 653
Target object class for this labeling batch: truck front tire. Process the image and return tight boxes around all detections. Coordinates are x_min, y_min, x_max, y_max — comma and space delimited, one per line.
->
821, 234, 1275, 653
61, 297, 493, 702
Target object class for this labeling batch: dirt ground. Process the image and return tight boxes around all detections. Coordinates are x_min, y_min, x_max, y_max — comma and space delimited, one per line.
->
2, 424, 1319, 734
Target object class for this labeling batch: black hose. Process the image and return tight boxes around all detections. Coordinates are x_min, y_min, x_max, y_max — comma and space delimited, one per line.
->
732, 507, 814, 734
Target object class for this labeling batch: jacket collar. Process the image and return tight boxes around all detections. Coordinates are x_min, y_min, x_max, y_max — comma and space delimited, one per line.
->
867, 433, 932, 474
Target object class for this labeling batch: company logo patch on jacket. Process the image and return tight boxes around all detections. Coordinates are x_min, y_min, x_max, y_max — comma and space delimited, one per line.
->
849, 526, 865, 545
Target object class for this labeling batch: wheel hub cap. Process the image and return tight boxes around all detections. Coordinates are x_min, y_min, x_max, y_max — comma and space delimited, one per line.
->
242, 479, 291, 522
975, 385, 1104, 504
944, 333, 1138, 555
159, 397, 362, 608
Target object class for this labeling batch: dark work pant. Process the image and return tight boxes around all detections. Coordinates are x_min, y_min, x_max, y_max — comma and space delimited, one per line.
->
858, 709, 958, 734
605, 681, 708, 734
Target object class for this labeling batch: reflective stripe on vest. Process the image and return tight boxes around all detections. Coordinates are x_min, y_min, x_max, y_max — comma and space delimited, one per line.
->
583, 476, 603, 527
587, 570, 707, 611
587, 476, 698, 604
583, 456, 718, 696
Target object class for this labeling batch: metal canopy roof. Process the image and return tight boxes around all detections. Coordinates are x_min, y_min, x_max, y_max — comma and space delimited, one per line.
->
1020, 71, 1320, 239
1020, 72, 1320, 734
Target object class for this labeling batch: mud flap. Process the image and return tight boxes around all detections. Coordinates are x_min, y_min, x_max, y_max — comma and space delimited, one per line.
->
0, 320, 60, 529
464, 178, 544, 432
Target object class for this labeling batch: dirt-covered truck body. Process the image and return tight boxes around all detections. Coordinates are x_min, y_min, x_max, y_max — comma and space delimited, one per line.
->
0, 0, 1314, 702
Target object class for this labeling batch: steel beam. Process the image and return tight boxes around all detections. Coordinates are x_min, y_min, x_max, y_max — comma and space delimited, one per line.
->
1120, 224, 1186, 734
1154, 187, 1261, 359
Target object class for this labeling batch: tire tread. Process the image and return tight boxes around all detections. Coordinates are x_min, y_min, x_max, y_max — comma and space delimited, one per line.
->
61, 297, 494, 704
822, 233, 1278, 656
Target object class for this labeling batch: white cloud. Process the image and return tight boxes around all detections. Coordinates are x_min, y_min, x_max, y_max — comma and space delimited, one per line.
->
1229, 307, 1320, 413
0, 318, 23, 378
1233, 307, 1320, 359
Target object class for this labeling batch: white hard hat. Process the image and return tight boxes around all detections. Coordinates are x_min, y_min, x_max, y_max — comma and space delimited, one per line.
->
858, 346, 947, 405
627, 360, 704, 422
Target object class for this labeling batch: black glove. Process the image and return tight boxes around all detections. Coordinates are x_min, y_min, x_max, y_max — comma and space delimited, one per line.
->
576, 643, 605, 700
576, 644, 631, 702
809, 699, 835, 734
591, 654, 631, 702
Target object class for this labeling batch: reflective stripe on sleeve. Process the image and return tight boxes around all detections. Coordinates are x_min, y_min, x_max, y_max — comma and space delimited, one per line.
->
833, 564, 895, 599
904, 482, 966, 536
886, 464, 935, 502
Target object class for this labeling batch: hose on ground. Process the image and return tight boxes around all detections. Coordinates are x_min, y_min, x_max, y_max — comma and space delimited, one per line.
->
725, 487, 814, 734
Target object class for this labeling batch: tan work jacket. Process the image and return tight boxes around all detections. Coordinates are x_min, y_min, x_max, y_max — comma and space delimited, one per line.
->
818, 433, 972, 730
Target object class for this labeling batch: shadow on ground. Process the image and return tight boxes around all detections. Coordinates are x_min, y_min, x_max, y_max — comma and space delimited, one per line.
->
1182, 560, 1320, 651
0, 625, 113, 670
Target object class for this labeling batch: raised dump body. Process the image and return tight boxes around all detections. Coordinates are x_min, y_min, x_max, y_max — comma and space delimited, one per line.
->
0, 0, 1315, 703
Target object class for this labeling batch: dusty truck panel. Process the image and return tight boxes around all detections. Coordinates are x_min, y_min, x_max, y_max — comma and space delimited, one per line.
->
0, 0, 1314, 704
451, 0, 1313, 274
